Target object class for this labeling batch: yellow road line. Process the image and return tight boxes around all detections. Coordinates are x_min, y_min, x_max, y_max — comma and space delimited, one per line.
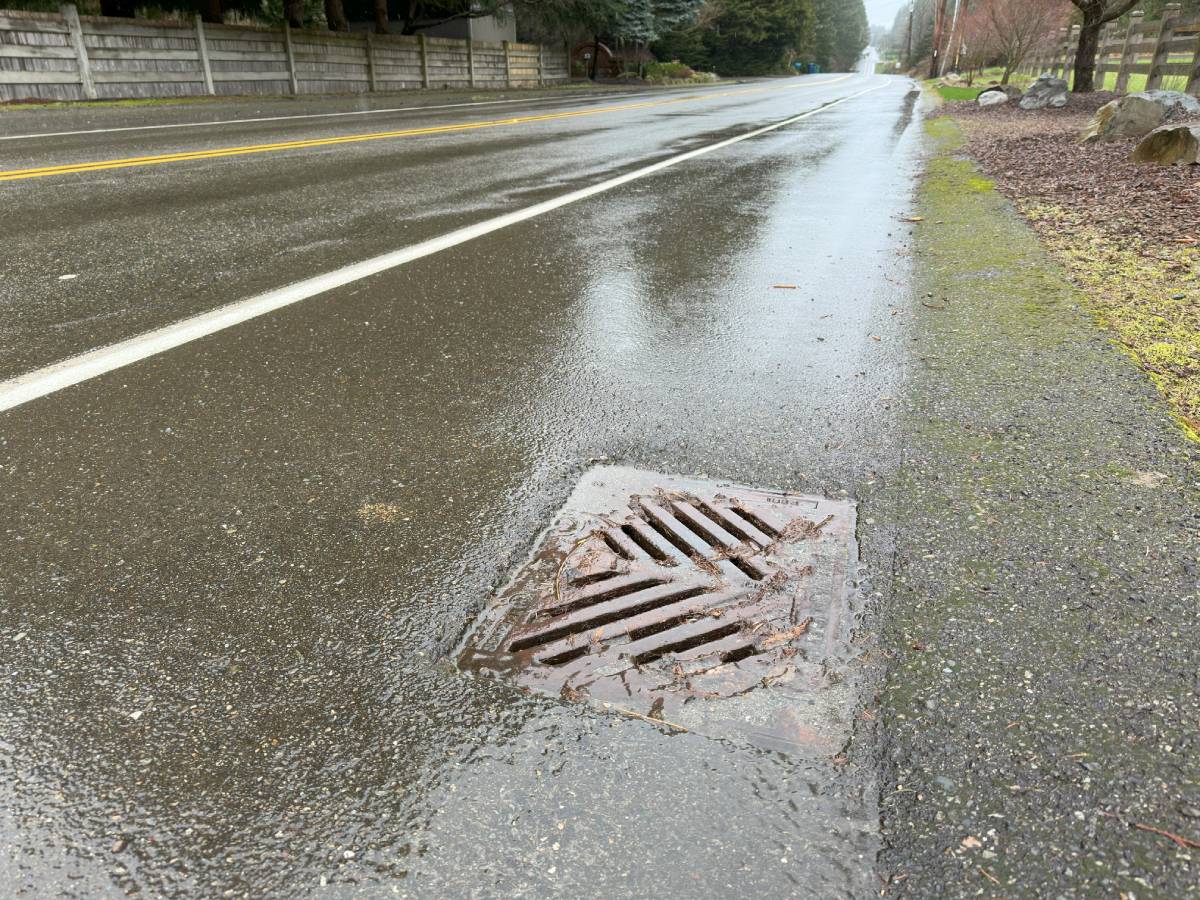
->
0, 76, 853, 183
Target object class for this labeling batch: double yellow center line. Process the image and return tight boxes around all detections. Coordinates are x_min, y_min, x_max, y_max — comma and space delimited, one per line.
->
0, 76, 852, 183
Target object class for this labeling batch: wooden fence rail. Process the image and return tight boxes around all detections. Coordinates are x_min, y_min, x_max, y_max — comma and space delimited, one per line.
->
1020, 4, 1200, 96
0, 4, 570, 102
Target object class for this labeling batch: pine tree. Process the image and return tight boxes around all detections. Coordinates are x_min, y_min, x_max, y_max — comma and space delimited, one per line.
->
809, 0, 868, 71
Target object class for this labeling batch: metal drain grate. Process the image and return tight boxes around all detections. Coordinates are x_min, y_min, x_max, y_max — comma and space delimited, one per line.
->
459, 468, 859, 745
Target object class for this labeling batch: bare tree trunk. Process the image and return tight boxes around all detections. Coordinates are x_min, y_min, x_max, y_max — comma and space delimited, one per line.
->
325, 0, 349, 32
590, 35, 599, 80
373, 0, 389, 34
1073, 14, 1101, 92
283, 0, 304, 28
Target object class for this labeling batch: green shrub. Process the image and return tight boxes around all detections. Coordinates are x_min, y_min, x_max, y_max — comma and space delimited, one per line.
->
645, 60, 696, 82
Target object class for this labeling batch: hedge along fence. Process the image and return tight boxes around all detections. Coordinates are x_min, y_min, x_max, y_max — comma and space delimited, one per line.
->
0, 4, 570, 102
1021, 4, 1200, 95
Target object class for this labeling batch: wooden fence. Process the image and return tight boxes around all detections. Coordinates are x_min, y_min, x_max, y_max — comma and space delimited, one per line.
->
1021, 3, 1200, 95
0, 4, 569, 102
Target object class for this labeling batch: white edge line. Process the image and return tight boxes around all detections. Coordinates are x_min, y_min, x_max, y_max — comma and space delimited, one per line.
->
0, 76, 853, 142
0, 80, 887, 414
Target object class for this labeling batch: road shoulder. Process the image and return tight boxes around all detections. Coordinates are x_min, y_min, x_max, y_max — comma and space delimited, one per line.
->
875, 116, 1200, 897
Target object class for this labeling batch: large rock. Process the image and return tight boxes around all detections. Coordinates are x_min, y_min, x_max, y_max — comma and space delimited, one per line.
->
1080, 91, 1200, 144
1130, 123, 1200, 165
1019, 73, 1069, 110
977, 89, 1011, 107
983, 83, 1023, 99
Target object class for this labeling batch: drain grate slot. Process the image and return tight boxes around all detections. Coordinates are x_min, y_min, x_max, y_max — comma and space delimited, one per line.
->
621, 522, 673, 562
568, 570, 622, 589
541, 645, 589, 667
728, 556, 767, 581
720, 643, 762, 664
627, 611, 705, 642
537, 574, 666, 619
632, 622, 743, 665
530, 589, 728, 665
729, 505, 781, 539
638, 501, 713, 559
600, 530, 636, 560
695, 499, 773, 548
510, 584, 708, 653
669, 501, 741, 549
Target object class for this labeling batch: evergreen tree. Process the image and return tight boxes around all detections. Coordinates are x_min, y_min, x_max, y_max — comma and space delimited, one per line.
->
654, 0, 816, 75
808, 0, 868, 71
614, 0, 660, 43
653, 0, 704, 30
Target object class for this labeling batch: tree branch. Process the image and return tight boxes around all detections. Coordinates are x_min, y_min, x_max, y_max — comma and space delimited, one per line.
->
1099, 0, 1140, 25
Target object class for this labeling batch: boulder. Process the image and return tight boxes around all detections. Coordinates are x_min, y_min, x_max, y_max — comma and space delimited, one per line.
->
977, 89, 1011, 107
1080, 91, 1200, 144
983, 82, 1023, 99
1019, 73, 1069, 110
1130, 123, 1200, 165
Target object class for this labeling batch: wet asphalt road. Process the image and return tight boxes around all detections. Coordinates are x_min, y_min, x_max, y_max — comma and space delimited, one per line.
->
0, 72, 922, 896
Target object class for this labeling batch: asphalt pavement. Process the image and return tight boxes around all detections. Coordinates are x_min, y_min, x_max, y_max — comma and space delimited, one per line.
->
0, 72, 924, 897
8, 52, 1199, 900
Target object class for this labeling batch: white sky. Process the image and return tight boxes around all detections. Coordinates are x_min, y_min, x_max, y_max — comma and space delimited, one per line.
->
865, 0, 909, 28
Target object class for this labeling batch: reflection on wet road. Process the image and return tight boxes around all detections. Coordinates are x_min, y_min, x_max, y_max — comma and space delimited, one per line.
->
0, 73, 919, 896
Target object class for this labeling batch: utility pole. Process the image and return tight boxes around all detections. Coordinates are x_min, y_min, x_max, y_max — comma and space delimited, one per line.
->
929, 0, 947, 79
940, 0, 962, 76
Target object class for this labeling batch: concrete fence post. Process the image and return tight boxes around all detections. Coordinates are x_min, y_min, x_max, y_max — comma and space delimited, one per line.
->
365, 31, 377, 92
538, 44, 544, 87
563, 39, 570, 79
61, 3, 96, 101
503, 39, 512, 88
1146, 2, 1182, 90
467, 37, 475, 87
1115, 10, 1144, 93
418, 33, 429, 88
283, 22, 299, 94
194, 14, 215, 95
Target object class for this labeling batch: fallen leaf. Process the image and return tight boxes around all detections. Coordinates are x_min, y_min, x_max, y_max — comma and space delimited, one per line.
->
760, 617, 813, 649
961, 835, 983, 850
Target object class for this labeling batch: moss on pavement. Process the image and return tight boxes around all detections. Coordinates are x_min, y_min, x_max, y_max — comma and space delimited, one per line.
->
874, 115, 1200, 897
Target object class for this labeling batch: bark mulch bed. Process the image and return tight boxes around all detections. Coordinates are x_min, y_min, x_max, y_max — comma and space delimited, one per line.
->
947, 93, 1200, 246
941, 94, 1200, 440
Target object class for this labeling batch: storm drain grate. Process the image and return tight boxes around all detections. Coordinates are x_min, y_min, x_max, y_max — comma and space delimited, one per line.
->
458, 467, 859, 744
